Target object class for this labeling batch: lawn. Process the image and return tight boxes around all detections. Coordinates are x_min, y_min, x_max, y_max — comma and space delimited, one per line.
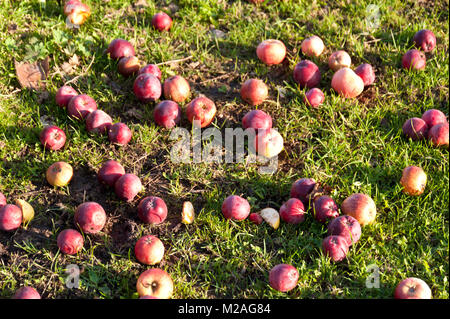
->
0, 0, 448, 299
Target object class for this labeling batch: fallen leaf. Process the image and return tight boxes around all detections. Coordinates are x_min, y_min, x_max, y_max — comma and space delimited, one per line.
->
15, 57, 49, 90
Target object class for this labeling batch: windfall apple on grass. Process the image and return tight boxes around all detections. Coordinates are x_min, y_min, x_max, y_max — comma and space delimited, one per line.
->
394, 277, 432, 299
221, 195, 250, 221
138, 196, 168, 225
67, 94, 98, 120
133, 73, 162, 103
107, 38, 135, 60
328, 50, 351, 71
256, 39, 286, 66
136, 268, 174, 299
341, 193, 376, 226
428, 122, 449, 148
269, 264, 299, 292
304, 88, 325, 108
312, 195, 340, 223
114, 173, 142, 202
46, 161, 73, 187
293, 60, 321, 88
139, 64, 162, 80
279, 198, 306, 224
98, 160, 126, 187
327, 215, 361, 246
74, 202, 107, 234
413, 29, 436, 52
39, 125, 66, 151
331, 67, 364, 98
163, 75, 190, 103
12, 286, 41, 299
301, 35, 325, 57
55, 85, 78, 107
402, 49, 426, 70
152, 12, 173, 32
240, 78, 269, 106
0, 204, 22, 232
118, 56, 140, 77
14, 199, 35, 225
242, 109, 272, 131
108, 122, 132, 145
185, 96, 217, 128
400, 166, 427, 196
57, 228, 84, 255
135, 235, 165, 265
85, 110, 113, 134
402, 117, 428, 141
154, 100, 181, 129
322, 235, 349, 262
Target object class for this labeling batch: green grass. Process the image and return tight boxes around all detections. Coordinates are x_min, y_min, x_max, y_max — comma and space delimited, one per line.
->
0, 0, 448, 299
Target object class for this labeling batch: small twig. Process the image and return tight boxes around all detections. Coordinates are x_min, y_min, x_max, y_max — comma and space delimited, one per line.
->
0, 88, 22, 98
155, 55, 193, 66
200, 73, 236, 84
64, 53, 96, 86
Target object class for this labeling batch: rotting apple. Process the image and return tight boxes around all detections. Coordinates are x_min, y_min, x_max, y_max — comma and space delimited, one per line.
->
402, 117, 428, 141
163, 75, 190, 103
98, 160, 125, 187
253, 128, 284, 158
301, 35, 325, 57
242, 109, 272, 131
290, 178, 317, 207
327, 215, 361, 246
279, 198, 306, 224
400, 166, 427, 196
114, 173, 142, 202
138, 196, 168, 225
39, 125, 66, 151
221, 195, 251, 221
322, 235, 349, 262
421, 109, 447, 128
312, 195, 340, 223
185, 96, 217, 128
269, 264, 299, 293
12, 287, 41, 299
136, 268, 174, 299
341, 193, 376, 226
85, 110, 113, 134
107, 38, 135, 60
181, 201, 195, 224
108, 122, 132, 145
428, 122, 449, 148
153, 100, 181, 129
256, 39, 286, 66
0, 204, 22, 232
331, 67, 364, 98
67, 94, 98, 120
328, 50, 351, 71
394, 277, 432, 299
134, 235, 165, 265
304, 88, 325, 108
240, 78, 269, 106
118, 56, 140, 77
57, 228, 84, 255
14, 199, 35, 225
402, 49, 426, 70
413, 29, 436, 52
259, 207, 280, 229
139, 64, 162, 80
293, 60, 321, 88
46, 161, 73, 187
152, 12, 173, 32
64, 0, 91, 26
354, 63, 376, 86
74, 202, 107, 234
55, 85, 78, 108
133, 73, 162, 103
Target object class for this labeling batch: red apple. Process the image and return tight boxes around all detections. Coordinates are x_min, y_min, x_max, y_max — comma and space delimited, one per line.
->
322, 235, 349, 262
293, 60, 321, 88
138, 64, 162, 80
63, 0, 82, 15
304, 88, 325, 108
327, 215, 361, 246
240, 79, 269, 106
354, 63, 376, 86
421, 109, 447, 128
249, 212, 263, 225
279, 198, 306, 224
402, 49, 426, 70
221, 195, 250, 221
301, 35, 325, 57
67, 94, 98, 120
312, 195, 339, 223
269, 264, 299, 292
114, 173, 142, 202
98, 160, 125, 187
152, 12, 173, 32
107, 38, 135, 60
400, 166, 427, 196
39, 125, 66, 151
136, 268, 174, 299
163, 75, 190, 103
253, 128, 284, 158
12, 287, 41, 299
394, 277, 432, 299
331, 67, 364, 98
242, 109, 272, 131
74, 202, 107, 234
55, 85, 78, 108
133, 73, 162, 103
138, 196, 168, 224
134, 235, 165, 265
0, 192, 6, 208
341, 193, 376, 226
57, 228, 84, 255
328, 50, 351, 71
118, 56, 140, 77
256, 39, 286, 66
413, 29, 436, 52
85, 110, 113, 134
108, 122, 132, 145
402, 117, 428, 141
185, 96, 217, 128
428, 122, 449, 148
0, 204, 22, 231
290, 178, 317, 207
153, 100, 181, 129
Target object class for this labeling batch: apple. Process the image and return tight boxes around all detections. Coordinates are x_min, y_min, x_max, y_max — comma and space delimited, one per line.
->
242, 109, 272, 131
301, 35, 325, 57
108, 122, 132, 145
138, 196, 168, 224
118, 56, 140, 77
240, 78, 269, 106
400, 166, 427, 196
304, 88, 325, 108
354, 63, 376, 86
279, 198, 306, 224
136, 268, 174, 299
74, 202, 107, 234
249, 212, 263, 225
107, 38, 135, 60
259, 207, 280, 229
421, 109, 447, 128
57, 228, 84, 255
268, 264, 299, 292
394, 277, 432, 299
39, 125, 66, 151
0, 204, 22, 231
185, 96, 217, 128
85, 110, 113, 134
413, 29, 436, 52
114, 173, 142, 202
293, 60, 321, 88
153, 100, 181, 129
253, 128, 284, 158
328, 50, 351, 71
428, 122, 449, 148
12, 287, 41, 299
152, 12, 173, 32
55, 85, 78, 108
46, 161, 73, 187
327, 215, 361, 246
322, 235, 349, 262
64, 0, 91, 26
0, 192, 6, 207
163, 75, 190, 103
341, 193, 376, 226
256, 39, 286, 66
134, 235, 165, 265
221, 195, 250, 221
181, 201, 195, 224
67, 94, 98, 120
138, 64, 162, 80
290, 178, 317, 207
402, 117, 428, 141
402, 49, 426, 70
98, 160, 125, 187
331, 67, 364, 98
14, 199, 35, 224
63, 0, 82, 15
312, 195, 339, 223
133, 73, 162, 103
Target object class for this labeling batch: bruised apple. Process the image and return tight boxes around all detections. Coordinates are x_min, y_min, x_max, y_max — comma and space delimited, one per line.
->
163, 75, 190, 103
413, 29, 436, 53
290, 178, 317, 207
312, 195, 339, 223
133, 73, 162, 103
74, 202, 107, 234
240, 78, 269, 106
221, 195, 250, 221
64, 0, 91, 26
185, 96, 217, 128
269, 264, 299, 292
134, 235, 165, 265
256, 39, 286, 66
57, 229, 83, 255
118, 56, 140, 77
400, 166, 427, 196
46, 161, 73, 187
293, 60, 321, 88
136, 268, 174, 299
331, 67, 364, 98
341, 193, 376, 226
138, 196, 168, 224
421, 109, 447, 128
85, 110, 113, 134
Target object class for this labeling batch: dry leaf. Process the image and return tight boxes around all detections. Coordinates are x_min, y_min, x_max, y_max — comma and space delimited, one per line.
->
69, 54, 80, 66
61, 62, 75, 75
15, 57, 49, 90
134, 0, 148, 7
